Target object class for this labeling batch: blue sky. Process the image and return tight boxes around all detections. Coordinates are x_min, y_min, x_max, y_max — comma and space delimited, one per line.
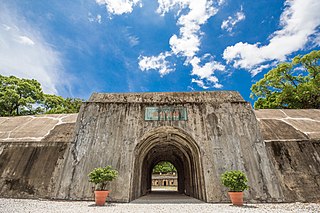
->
0, 0, 319, 104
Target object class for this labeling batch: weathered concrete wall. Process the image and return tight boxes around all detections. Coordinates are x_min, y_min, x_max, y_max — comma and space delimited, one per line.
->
0, 114, 77, 199
266, 140, 320, 202
57, 92, 282, 203
256, 109, 320, 202
0, 96, 319, 203
0, 142, 69, 198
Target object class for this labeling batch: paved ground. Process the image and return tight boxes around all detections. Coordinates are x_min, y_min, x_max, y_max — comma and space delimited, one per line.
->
131, 191, 203, 204
1, 192, 319, 213
152, 186, 177, 191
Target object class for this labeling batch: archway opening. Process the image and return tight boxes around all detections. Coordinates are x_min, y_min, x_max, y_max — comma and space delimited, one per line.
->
151, 161, 178, 191
131, 126, 206, 202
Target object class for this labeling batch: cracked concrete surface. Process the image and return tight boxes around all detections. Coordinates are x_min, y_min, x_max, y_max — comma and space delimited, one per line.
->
255, 109, 320, 140
0, 114, 78, 142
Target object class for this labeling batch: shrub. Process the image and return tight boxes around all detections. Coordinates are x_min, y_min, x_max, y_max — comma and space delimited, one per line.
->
221, 170, 249, 192
88, 166, 118, 190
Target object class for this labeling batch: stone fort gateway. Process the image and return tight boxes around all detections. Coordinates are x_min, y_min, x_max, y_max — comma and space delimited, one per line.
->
0, 91, 319, 203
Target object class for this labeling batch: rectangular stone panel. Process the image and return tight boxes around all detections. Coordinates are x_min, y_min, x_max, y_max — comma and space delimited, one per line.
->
145, 107, 187, 121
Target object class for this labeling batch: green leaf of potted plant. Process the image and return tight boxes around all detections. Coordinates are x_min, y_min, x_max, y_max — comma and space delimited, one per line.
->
88, 165, 118, 206
221, 170, 249, 206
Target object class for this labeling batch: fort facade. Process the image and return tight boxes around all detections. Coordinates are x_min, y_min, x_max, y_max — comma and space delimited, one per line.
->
0, 92, 319, 202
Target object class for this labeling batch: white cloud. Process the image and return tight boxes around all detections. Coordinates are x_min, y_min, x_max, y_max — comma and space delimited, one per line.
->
190, 56, 225, 79
217, 0, 225, 6
2, 24, 11, 31
190, 56, 224, 89
139, 0, 225, 89
223, 0, 320, 75
128, 35, 139, 47
313, 32, 320, 46
88, 13, 102, 23
191, 77, 223, 89
97, 15, 102, 23
158, 0, 218, 60
96, 0, 142, 15
169, 33, 200, 58
191, 79, 209, 89
156, 0, 184, 15
17, 36, 35, 46
213, 82, 223, 88
0, 5, 64, 94
250, 64, 271, 77
221, 8, 245, 33
138, 52, 173, 76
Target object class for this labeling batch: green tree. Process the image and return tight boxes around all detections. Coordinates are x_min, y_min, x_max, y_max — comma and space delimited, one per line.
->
0, 75, 44, 116
43, 94, 65, 113
251, 50, 320, 109
153, 161, 177, 174
0, 74, 83, 116
43, 95, 82, 114
63, 97, 83, 113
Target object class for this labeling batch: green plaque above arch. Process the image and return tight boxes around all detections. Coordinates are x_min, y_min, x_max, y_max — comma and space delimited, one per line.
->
145, 107, 187, 121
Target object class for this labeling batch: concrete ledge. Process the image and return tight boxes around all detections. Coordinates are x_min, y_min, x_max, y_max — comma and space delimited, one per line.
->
88, 91, 244, 103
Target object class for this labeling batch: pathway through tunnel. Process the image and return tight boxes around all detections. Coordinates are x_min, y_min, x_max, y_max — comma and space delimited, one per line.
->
130, 191, 204, 204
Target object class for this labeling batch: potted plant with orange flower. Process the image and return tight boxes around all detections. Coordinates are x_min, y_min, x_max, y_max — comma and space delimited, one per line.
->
88, 165, 118, 206
221, 170, 249, 206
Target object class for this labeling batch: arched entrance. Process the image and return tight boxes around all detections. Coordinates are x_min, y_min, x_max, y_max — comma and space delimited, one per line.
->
130, 126, 206, 202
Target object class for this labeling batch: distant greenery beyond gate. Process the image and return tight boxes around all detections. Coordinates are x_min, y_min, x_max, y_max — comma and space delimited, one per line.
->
153, 161, 177, 174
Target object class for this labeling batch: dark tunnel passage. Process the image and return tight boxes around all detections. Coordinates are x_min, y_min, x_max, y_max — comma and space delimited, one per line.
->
131, 126, 206, 202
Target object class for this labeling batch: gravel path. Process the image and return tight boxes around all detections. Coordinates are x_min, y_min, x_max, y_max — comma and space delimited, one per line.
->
0, 198, 320, 213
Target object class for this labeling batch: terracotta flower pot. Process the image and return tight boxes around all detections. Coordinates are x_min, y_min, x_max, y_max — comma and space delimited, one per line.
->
228, 192, 244, 206
94, 190, 109, 206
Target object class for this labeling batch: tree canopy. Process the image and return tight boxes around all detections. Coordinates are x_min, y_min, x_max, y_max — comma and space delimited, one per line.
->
0, 75, 83, 116
152, 161, 177, 174
251, 50, 320, 109
43, 94, 83, 114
